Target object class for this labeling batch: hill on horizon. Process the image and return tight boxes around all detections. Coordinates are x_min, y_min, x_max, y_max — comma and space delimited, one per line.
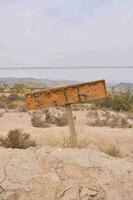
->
114, 82, 133, 90
0, 77, 77, 88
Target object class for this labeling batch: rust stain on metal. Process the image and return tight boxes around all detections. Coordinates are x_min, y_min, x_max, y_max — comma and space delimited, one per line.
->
26, 80, 107, 110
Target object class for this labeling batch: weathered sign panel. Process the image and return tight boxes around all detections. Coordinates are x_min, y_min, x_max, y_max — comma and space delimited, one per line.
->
26, 80, 106, 110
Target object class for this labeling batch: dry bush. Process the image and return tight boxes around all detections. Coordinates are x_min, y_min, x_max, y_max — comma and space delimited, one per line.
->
17, 104, 27, 112
99, 143, 121, 157
0, 94, 25, 112
0, 95, 9, 108
0, 129, 36, 149
87, 110, 132, 128
41, 132, 120, 156
6, 102, 18, 109
31, 110, 50, 128
45, 108, 68, 126
16, 102, 27, 112
7, 93, 21, 102
31, 108, 68, 128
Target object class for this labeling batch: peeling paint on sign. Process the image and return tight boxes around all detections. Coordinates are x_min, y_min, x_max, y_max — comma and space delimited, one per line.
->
26, 80, 107, 110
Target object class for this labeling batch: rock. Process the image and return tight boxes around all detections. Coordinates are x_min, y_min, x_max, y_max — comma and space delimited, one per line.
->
0, 147, 133, 200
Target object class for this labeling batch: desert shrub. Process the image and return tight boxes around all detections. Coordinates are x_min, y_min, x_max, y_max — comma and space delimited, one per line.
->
87, 110, 132, 128
7, 93, 21, 102
6, 102, 18, 109
93, 91, 133, 112
0, 95, 9, 108
0, 94, 25, 111
31, 110, 50, 128
31, 108, 68, 128
0, 95, 14, 109
16, 103, 27, 112
0, 88, 4, 93
11, 84, 27, 94
31, 115, 50, 128
0, 129, 36, 149
90, 116, 131, 128
99, 143, 121, 157
45, 109, 68, 126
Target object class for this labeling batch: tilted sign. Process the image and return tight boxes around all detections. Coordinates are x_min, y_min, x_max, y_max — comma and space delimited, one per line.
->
26, 80, 107, 110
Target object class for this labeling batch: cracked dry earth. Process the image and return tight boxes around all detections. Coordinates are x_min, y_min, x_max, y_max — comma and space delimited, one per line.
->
0, 147, 133, 200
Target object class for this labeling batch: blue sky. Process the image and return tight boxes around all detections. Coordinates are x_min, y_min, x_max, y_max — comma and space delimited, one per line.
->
0, 0, 133, 82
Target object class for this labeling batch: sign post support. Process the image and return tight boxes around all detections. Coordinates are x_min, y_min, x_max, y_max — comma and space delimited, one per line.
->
26, 80, 107, 148
65, 104, 77, 148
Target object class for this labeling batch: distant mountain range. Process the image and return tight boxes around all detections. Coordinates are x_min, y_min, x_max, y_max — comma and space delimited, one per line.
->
0, 78, 132, 90
113, 82, 133, 90
0, 77, 77, 88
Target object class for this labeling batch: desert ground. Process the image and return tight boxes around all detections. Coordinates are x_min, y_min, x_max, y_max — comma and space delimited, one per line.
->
0, 107, 133, 200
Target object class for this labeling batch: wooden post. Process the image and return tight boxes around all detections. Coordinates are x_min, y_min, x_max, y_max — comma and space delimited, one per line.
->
65, 104, 77, 148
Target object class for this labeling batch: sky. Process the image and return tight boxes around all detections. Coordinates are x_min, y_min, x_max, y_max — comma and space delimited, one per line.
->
0, 0, 133, 82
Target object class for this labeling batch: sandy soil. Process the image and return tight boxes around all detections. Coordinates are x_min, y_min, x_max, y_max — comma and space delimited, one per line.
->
0, 110, 133, 199
0, 111, 133, 156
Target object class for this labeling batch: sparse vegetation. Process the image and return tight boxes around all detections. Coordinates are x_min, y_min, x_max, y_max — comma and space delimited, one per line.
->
16, 103, 27, 112
99, 143, 121, 157
87, 110, 132, 128
45, 109, 68, 126
31, 110, 50, 128
7, 93, 21, 102
93, 90, 133, 112
0, 94, 26, 112
11, 84, 27, 94
0, 129, 36, 149
31, 108, 68, 128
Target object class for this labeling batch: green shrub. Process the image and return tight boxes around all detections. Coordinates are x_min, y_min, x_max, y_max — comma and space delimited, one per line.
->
11, 84, 27, 94
94, 92, 133, 112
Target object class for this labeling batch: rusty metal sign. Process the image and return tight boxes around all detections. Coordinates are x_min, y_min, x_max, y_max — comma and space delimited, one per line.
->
26, 80, 107, 110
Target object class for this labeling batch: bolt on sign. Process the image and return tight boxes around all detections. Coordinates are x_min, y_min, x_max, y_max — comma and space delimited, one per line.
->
26, 80, 107, 148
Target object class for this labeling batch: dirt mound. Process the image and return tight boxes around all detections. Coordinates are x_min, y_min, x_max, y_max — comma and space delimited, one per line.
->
0, 147, 133, 200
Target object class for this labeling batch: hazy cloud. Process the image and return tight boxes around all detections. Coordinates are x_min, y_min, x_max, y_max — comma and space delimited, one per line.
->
0, 0, 132, 81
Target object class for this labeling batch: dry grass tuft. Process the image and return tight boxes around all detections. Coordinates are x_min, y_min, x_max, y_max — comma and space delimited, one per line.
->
99, 143, 121, 157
